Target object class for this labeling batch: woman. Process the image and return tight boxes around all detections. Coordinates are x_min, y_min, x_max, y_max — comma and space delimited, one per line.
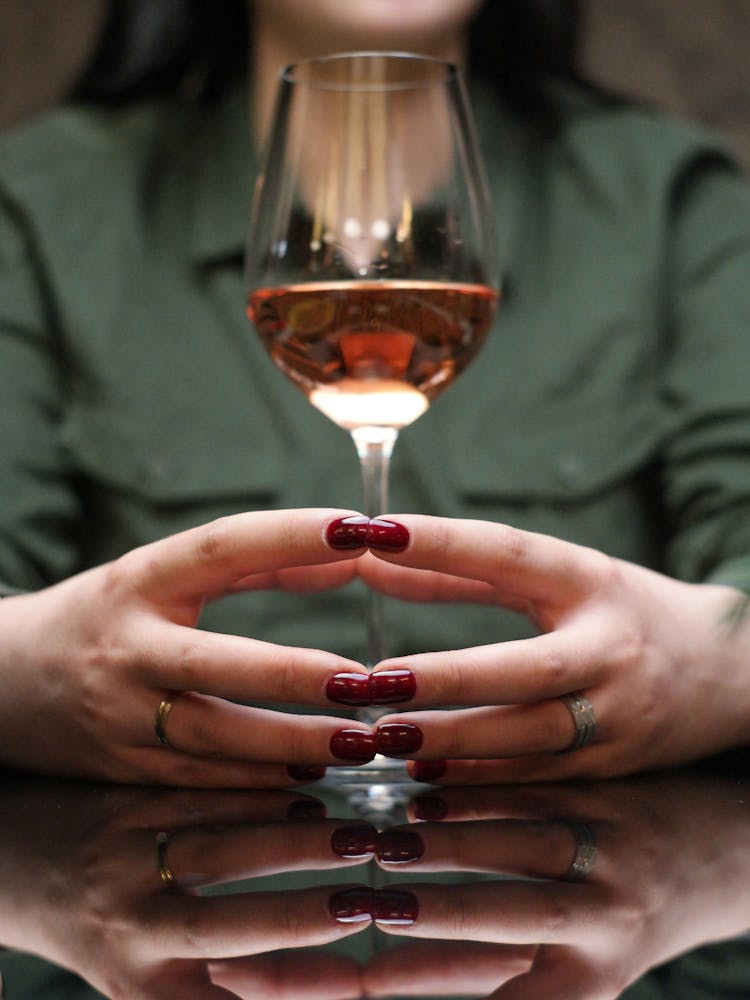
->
1, 0, 750, 784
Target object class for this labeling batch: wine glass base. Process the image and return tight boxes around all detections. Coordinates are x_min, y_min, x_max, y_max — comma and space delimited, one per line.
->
321, 755, 415, 823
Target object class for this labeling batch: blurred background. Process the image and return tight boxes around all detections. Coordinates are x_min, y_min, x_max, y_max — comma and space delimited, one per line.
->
1, 0, 749, 171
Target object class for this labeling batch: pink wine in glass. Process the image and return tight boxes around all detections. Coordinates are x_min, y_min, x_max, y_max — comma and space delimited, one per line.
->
247, 280, 499, 430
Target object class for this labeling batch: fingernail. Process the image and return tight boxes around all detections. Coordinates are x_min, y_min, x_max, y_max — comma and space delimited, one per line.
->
370, 669, 416, 705
286, 798, 328, 821
372, 888, 419, 925
327, 672, 371, 706
365, 518, 410, 552
326, 515, 370, 550
331, 822, 378, 859
376, 829, 424, 864
376, 723, 423, 757
287, 765, 327, 782
330, 729, 377, 762
412, 760, 446, 783
329, 886, 374, 923
412, 794, 447, 822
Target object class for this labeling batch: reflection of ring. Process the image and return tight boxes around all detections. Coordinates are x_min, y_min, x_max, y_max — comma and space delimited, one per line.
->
156, 831, 176, 885
557, 692, 596, 753
155, 693, 181, 749
563, 822, 597, 881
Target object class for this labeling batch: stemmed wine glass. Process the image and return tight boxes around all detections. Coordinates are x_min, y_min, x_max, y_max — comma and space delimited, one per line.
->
246, 52, 498, 788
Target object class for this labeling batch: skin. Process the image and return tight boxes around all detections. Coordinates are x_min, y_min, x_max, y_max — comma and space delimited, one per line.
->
359, 515, 750, 780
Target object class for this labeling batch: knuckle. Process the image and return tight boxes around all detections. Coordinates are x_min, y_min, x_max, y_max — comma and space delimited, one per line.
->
195, 517, 231, 565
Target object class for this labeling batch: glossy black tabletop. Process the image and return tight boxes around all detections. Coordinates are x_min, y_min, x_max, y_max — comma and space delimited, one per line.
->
1, 753, 750, 999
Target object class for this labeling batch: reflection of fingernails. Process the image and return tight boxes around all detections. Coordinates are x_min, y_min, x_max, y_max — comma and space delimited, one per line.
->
412, 794, 447, 822
286, 798, 328, 821
287, 765, 327, 782
329, 886, 374, 923
376, 829, 424, 864
376, 722, 423, 757
372, 888, 419, 925
330, 729, 377, 762
370, 669, 417, 705
331, 822, 378, 859
326, 515, 370, 550
366, 518, 410, 552
327, 672, 371, 706
412, 760, 446, 783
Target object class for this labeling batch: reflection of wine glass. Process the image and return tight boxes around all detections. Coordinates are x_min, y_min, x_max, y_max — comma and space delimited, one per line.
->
246, 53, 498, 725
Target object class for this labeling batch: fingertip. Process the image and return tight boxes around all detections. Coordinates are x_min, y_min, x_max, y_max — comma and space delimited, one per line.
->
366, 518, 411, 553
325, 514, 369, 551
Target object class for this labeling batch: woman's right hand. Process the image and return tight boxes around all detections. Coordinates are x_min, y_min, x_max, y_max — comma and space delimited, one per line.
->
0, 508, 380, 786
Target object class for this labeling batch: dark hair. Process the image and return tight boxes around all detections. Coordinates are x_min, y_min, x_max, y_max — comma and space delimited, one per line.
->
73, 0, 583, 113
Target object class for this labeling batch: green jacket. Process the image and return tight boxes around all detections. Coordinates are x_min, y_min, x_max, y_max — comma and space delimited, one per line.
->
2, 82, 750, 660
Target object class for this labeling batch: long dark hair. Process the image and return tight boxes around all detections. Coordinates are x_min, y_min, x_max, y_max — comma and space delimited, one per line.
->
73, 0, 583, 115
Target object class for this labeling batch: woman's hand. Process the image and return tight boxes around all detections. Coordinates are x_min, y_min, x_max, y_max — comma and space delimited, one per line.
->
350, 515, 750, 781
0, 508, 380, 786
0, 783, 371, 999
362, 773, 750, 998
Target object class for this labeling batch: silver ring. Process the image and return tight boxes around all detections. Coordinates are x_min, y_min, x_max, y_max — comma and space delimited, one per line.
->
563, 822, 597, 881
557, 692, 596, 753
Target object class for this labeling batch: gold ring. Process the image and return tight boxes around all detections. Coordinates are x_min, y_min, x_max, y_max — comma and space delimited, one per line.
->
155, 693, 181, 749
156, 831, 176, 885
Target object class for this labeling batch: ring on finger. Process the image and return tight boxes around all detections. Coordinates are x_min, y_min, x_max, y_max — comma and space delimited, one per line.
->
557, 691, 596, 754
562, 821, 597, 881
155, 692, 183, 750
156, 831, 177, 886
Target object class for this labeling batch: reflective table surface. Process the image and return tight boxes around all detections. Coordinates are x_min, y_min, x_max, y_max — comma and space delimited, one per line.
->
1, 752, 750, 999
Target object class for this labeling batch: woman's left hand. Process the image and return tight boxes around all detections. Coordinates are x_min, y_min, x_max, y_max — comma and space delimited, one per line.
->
348, 515, 750, 781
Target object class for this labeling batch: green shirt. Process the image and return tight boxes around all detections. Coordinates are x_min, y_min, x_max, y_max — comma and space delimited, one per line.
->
2, 82, 750, 660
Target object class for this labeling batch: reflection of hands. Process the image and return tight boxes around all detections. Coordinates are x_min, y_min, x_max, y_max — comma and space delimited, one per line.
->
363, 774, 750, 998
0, 509, 378, 785
357, 514, 750, 780
0, 783, 373, 999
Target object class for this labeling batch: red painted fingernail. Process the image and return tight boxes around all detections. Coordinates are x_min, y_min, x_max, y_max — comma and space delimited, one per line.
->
372, 888, 419, 925
286, 798, 328, 821
326, 515, 370, 550
330, 729, 377, 762
327, 672, 371, 706
331, 822, 378, 859
376, 829, 424, 864
287, 765, 327, 782
370, 669, 416, 705
329, 886, 374, 923
412, 794, 447, 821
365, 518, 410, 552
412, 760, 446, 783
376, 723, 423, 757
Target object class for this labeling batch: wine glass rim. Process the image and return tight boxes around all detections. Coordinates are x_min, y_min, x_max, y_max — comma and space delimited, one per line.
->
280, 51, 459, 91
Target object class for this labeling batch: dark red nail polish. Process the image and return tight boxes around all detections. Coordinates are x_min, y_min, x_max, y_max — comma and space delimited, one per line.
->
365, 518, 410, 552
329, 886, 374, 923
330, 729, 377, 762
372, 888, 419, 925
376, 829, 424, 864
326, 515, 370, 550
327, 672, 371, 706
376, 723, 423, 757
287, 765, 327, 782
331, 822, 378, 859
370, 669, 416, 705
412, 794, 447, 822
287, 798, 328, 821
412, 760, 446, 783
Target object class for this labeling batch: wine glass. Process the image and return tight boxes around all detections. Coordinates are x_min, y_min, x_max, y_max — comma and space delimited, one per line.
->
246, 52, 498, 791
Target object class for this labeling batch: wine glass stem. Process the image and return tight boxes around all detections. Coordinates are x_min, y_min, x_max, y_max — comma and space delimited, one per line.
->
351, 426, 398, 668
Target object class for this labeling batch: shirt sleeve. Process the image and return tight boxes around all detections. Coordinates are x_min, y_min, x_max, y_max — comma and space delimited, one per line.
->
660, 147, 750, 588
0, 191, 84, 593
